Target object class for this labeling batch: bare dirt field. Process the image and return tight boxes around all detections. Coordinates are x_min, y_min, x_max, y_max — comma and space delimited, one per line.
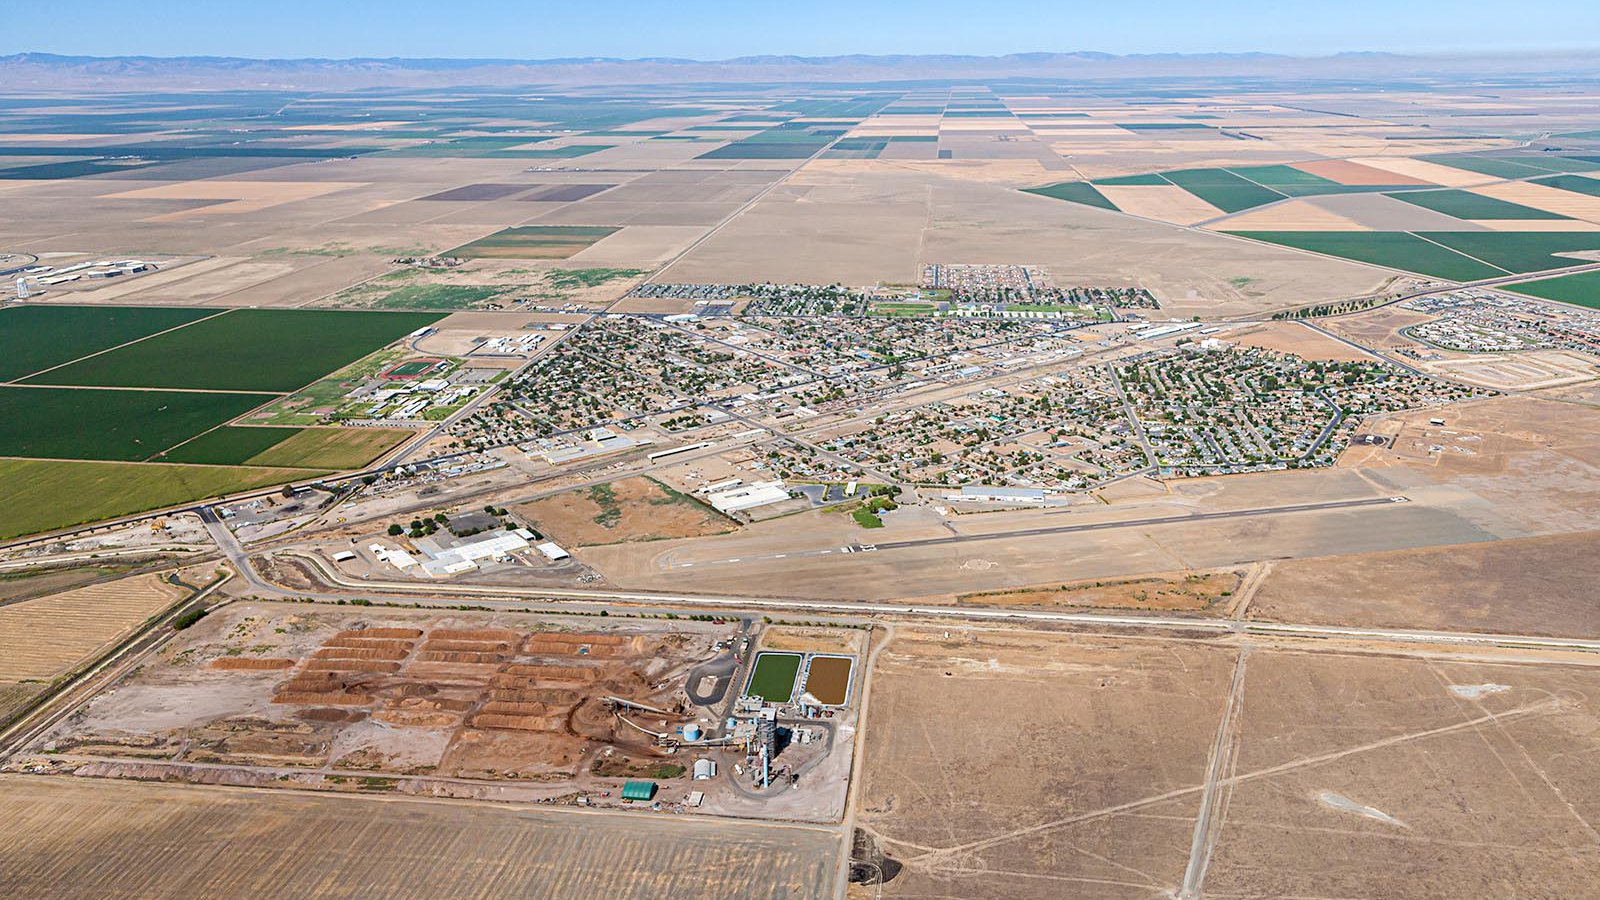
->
856, 628, 1234, 898
1249, 530, 1600, 636
514, 476, 738, 547
1322, 305, 1437, 350
956, 568, 1244, 612
0, 777, 840, 899
0, 572, 188, 681
1420, 349, 1600, 390
1228, 320, 1377, 361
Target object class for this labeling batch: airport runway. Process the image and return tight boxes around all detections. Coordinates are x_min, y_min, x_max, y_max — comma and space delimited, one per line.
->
669, 495, 1409, 569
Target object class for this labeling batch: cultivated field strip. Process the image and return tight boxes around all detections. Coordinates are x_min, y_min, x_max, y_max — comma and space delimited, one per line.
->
0, 574, 184, 680
0, 777, 841, 899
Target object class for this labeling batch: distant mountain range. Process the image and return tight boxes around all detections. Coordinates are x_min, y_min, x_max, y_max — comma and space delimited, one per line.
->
3, 50, 1598, 91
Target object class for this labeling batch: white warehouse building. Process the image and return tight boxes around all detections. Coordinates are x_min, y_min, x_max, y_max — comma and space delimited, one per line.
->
706, 480, 790, 515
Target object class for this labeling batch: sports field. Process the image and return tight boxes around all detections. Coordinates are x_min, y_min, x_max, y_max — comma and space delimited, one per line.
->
0, 387, 278, 461
1505, 270, 1600, 309
447, 226, 620, 259
0, 458, 321, 540
0, 305, 215, 382
24, 309, 446, 392
747, 651, 803, 702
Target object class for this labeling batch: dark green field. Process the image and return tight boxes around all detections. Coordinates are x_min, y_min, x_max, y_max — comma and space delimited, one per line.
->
0, 305, 215, 381
1417, 232, 1600, 273
1504, 270, 1600, 309
23, 309, 445, 392
447, 226, 620, 260
1389, 189, 1569, 220
157, 426, 306, 465
0, 387, 277, 461
1092, 173, 1169, 186
1225, 232, 1507, 281
1533, 174, 1600, 198
1161, 168, 1285, 213
1022, 181, 1117, 210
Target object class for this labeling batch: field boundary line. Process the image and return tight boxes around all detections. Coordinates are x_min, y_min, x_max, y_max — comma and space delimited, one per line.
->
8, 307, 235, 385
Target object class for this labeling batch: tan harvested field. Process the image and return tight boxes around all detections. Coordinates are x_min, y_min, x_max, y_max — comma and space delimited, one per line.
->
0, 562, 146, 603
0, 777, 840, 899
514, 476, 737, 547
0, 682, 44, 724
1206, 198, 1369, 231
1229, 320, 1377, 361
1344, 156, 1493, 187
1249, 530, 1600, 635
956, 568, 1243, 612
857, 628, 1233, 898
1095, 184, 1224, 225
1291, 158, 1433, 186
1470, 180, 1600, 223
0, 573, 186, 680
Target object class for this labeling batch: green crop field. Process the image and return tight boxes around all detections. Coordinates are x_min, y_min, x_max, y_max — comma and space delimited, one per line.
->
1092, 173, 1170, 186
447, 226, 620, 259
244, 427, 410, 470
746, 652, 803, 703
1224, 164, 1411, 197
1226, 232, 1507, 281
1388, 189, 1569, 220
1416, 232, 1600, 273
0, 387, 278, 461
1161, 168, 1285, 212
24, 309, 445, 392
1532, 174, 1600, 198
1023, 181, 1117, 210
158, 426, 305, 465
1504, 271, 1600, 309
1422, 155, 1554, 179
0, 458, 321, 540
0, 305, 215, 381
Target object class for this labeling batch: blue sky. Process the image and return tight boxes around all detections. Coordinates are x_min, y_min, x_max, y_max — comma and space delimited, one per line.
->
8, 0, 1599, 59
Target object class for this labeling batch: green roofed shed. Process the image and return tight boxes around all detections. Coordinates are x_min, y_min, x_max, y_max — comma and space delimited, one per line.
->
622, 780, 657, 801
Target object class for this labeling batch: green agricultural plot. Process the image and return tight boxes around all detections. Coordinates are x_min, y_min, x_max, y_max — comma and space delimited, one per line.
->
1533, 174, 1600, 198
1224, 164, 1413, 197
0, 387, 278, 462
157, 426, 305, 465
0, 305, 215, 381
1161, 169, 1284, 213
1022, 181, 1118, 210
1388, 189, 1569, 220
1226, 232, 1506, 281
447, 226, 620, 260
24, 309, 445, 393
369, 284, 508, 310
244, 427, 410, 470
1418, 232, 1600, 273
1421, 155, 1554, 179
0, 458, 321, 540
1092, 173, 1170, 186
1504, 270, 1600, 309
746, 652, 803, 703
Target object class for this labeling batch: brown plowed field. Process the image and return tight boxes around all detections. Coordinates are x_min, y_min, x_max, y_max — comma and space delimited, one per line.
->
1291, 159, 1433, 186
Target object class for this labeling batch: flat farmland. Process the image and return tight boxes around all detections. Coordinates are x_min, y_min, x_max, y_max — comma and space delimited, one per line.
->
0, 305, 215, 381
1226, 231, 1506, 280
0, 777, 840, 900
161, 425, 408, 469
0, 386, 278, 461
0, 458, 321, 539
856, 628, 1233, 899
1506, 269, 1600, 308
160, 425, 309, 465
447, 226, 621, 259
23, 309, 446, 392
1390, 188, 1570, 220
0, 572, 187, 680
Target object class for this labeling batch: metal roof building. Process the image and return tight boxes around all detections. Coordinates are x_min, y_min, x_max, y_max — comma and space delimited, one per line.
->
621, 780, 657, 801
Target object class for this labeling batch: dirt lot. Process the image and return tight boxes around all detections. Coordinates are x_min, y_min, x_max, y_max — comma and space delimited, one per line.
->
1249, 530, 1600, 636
13, 603, 730, 797
514, 476, 737, 547
1228, 320, 1378, 361
857, 628, 1235, 898
0, 777, 840, 899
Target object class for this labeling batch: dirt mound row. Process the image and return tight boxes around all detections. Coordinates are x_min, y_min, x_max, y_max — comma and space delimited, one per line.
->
489, 687, 581, 704
314, 647, 411, 661
273, 691, 373, 706
373, 709, 459, 728
303, 659, 401, 674
470, 713, 564, 732
322, 637, 415, 652
421, 640, 512, 653
416, 650, 503, 664
210, 658, 296, 670
504, 664, 600, 681
478, 700, 552, 716
430, 629, 519, 642
337, 628, 422, 639
297, 708, 368, 723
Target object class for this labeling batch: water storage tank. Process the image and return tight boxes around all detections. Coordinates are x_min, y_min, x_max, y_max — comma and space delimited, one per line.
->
683, 723, 703, 742
693, 758, 717, 780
